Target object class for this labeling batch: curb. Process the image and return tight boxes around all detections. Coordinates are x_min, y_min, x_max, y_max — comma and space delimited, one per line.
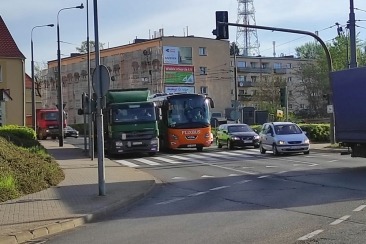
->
0, 180, 156, 244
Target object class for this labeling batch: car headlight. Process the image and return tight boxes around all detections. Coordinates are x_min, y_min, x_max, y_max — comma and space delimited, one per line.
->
115, 141, 123, 147
254, 135, 260, 139
277, 140, 285, 145
231, 136, 240, 140
304, 139, 310, 144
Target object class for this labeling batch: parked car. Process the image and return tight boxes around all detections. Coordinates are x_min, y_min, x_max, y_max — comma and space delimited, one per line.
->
64, 126, 79, 138
216, 123, 260, 150
259, 122, 310, 155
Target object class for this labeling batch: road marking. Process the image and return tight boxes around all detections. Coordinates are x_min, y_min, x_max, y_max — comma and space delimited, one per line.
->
154, 156, 181, 164
115, 160, 140, 168
353, 205, 366, 212
210, 186, 230, 191
133, 158, 161, 166
234, 180, 252, 184
171, 176, 186, 180
204, 152, 234, 158
297, 229, 324, 240
202, 175, 214, 178
330, 215, 351, 225
188, 191, 208, 197
156, 197, 185, 205
258, 175, 270, 179
169, 155, 196, 162
186, 154, 207, 159
265, 165, 278, 168
228, 174, 239, 176
328, 159, 339, 163
276, 171, 288, 174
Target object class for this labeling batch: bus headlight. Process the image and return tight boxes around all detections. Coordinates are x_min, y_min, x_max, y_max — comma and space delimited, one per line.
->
170, 134, 178, 140
204, 133, 210, 138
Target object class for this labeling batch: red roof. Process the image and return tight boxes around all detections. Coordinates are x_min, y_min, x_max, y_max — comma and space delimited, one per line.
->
0, 16, 25, 59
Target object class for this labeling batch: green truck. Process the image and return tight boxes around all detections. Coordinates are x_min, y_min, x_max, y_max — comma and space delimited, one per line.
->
103, 88, 159, 156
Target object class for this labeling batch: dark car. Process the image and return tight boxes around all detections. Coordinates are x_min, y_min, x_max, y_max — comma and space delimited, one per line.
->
64, 126, 79, 138
216, 123, 260, 150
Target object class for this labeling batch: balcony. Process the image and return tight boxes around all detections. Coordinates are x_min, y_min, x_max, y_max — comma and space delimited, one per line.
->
238, 81, 254, 87
236, 67, 272, 74
238, 94, 254, 101
273, 68, 287, 74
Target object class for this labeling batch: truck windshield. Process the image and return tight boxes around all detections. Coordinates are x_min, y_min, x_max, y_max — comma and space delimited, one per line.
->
167, 96, 211, 128
112, 105, 156, 123
43, 112, 58, 121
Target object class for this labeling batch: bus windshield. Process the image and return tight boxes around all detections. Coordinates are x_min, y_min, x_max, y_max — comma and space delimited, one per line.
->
167, 96, 211, 128
112, 104, 156, 124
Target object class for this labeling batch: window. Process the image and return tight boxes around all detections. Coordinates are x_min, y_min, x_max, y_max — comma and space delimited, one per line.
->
288, 77, 292, 82
0, 65, 2, 82
237, 61, 246, 67
250, 62, 257, 68
288, 104, 293, 109
300, 104, 305, 109
251, 76, 257, 83
200, 86, 208, 94
199, 67, 207, 75
273, 63, 282, 69
238, 75, 246, 82
199, 47, 207, 56
286, 63, 292, 68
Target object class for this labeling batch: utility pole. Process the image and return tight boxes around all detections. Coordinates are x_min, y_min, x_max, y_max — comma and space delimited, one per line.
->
349, 0, 357, 68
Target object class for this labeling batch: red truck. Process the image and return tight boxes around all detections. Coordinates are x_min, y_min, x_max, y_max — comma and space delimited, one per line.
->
27, 109, 67, 140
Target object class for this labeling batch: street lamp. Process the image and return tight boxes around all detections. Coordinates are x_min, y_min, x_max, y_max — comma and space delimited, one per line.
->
31, 24, 54, 132
57, 3, 84, 147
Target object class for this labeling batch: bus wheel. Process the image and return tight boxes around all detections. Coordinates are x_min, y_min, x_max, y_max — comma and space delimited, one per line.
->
148, 152, 157, 156
196, 146, 203, 152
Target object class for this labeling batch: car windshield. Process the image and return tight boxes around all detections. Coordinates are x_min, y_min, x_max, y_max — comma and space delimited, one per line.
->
274, 124, 302, 135
228, 125, 253, 133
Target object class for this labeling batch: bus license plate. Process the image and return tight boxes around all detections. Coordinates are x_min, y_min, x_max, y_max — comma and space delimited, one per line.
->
133, 142, 143, 145
187, 144, 196, 147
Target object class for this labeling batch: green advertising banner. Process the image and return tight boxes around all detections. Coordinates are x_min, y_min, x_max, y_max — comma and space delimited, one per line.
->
164, 65, 195, 84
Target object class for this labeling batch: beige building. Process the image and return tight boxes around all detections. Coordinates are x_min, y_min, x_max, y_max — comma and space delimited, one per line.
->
0, 16, 26, 126
44, 36, 232, 125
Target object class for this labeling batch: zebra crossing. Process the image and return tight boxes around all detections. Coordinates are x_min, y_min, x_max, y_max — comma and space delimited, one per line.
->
114, 149, 261, 168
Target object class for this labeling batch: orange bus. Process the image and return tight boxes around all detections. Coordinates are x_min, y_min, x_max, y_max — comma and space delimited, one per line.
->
150, 93, 214, 151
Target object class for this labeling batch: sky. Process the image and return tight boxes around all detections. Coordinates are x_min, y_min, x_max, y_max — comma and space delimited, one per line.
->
1, 0, 366, 74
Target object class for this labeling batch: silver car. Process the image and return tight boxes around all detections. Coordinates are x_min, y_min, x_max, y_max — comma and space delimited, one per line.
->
259, 122, 310, 155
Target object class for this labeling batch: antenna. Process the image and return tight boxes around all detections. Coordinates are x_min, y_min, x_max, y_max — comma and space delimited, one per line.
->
236, 0, 260, 56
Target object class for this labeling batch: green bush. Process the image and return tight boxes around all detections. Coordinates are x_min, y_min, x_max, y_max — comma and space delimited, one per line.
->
0, 136, 64, 202
0, 125, 36, 140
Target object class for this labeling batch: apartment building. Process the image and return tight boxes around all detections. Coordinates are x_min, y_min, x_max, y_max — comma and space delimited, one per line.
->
231, 55, 309, 113
44, 36, 232, 124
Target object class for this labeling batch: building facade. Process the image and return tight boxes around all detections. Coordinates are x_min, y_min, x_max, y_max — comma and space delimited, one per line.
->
0, 16, 26, 126
44, 36, 232, 124
231, 55, 309, 113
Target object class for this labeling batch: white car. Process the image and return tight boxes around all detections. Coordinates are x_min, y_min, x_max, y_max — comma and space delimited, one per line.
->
259, 122, 310, 155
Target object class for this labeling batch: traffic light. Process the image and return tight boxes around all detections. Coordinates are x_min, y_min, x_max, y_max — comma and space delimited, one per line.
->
212, 11, 229, 40
280, 87, 287, 107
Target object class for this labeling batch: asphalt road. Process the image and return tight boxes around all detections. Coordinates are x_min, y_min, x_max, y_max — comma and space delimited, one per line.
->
43, 137, 366, 244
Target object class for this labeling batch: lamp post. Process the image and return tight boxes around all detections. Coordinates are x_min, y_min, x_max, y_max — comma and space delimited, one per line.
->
57, 3, 84, 147
31, 24, 54, 132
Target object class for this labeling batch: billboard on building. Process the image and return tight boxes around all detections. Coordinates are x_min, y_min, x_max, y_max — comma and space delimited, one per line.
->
164, 65, 195, 84
165, 86, 195, 94
163, 46, 192, 65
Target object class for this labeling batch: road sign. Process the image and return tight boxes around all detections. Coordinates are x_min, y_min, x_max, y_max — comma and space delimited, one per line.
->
230, 110, 240, 120
92, 65, 110, 97
327, 105, 334, 114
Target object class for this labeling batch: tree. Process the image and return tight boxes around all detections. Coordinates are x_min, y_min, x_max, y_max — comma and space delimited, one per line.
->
76, 41, 105, 53
34, 62, 48, 97
230, 42, 240, 56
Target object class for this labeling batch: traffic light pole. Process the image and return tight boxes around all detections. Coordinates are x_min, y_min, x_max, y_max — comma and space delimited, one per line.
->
215, 21, 335, 143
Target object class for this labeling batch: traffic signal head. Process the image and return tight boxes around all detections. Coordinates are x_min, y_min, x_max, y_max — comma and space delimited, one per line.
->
280, 87, 287, 107
213, 11, 229, 40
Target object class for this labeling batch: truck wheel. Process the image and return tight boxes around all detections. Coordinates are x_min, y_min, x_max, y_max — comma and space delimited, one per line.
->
148, 152, 157, 156
51, 136, 57, 140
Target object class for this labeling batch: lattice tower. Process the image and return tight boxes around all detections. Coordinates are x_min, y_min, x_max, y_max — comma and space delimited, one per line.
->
236, 0, 260, 56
